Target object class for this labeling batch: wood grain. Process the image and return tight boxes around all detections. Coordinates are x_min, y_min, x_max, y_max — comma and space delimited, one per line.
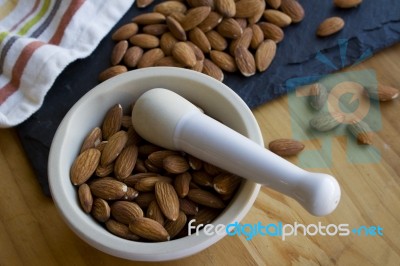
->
1, 43, 400, 266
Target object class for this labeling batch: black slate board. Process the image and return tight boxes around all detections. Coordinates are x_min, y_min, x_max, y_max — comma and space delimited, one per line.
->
16, 1, 400, 195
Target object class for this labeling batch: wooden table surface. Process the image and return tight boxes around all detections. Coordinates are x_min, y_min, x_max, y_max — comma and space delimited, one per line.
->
1, 43, 400, 266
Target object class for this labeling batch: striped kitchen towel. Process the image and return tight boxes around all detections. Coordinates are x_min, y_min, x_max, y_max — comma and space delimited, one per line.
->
0, 0, 134, 128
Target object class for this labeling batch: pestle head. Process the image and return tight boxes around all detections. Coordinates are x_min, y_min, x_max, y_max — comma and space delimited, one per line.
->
131, 88, 201, 150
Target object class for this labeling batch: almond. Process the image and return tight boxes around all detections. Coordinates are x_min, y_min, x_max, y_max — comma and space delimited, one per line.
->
174, 172, 192, 198
80, 127, 102, 154
105, 219, 140, 240
95, 163, 114, 177
309, 112, 345, 132
235, 0, 264, 18
102, 104, 123, 140
198, 11, 223, 32
192, 171, 213, 187
172, 41, 197, 67
164, 211, 187, 239
191, 60, 204, 72
258, 22, 284, 43
95, 141, 108, 152
188, 27, 211, 53
112, 23, 139, 41
250, 24, 264, 49
202, 58, 224, 81
187, 0, 214, 9
155, 182, 180, 221
215, 0, 236, 18
348, 120, 373, 145
78, 183, 93, 213
134, 176, 172, 192
255, 39, 276, 72
114, 145, 138, 180
111, 40, 128, 65
191, 208, 220, 226
234, 46, 256, 77
166, 16, 187, 41
280, 0, 305, 23
263, 9, 292, 27
229, 27, 253, 55
70, 148, 101, 185
147, 200, 165, 225
129, 34, 160, 49
98, 65, 127, 82
179, 198, 199, 215
365, 84, 399, 101
136, 0, 154, 8
126, 126, 142, 147
217, 18, 243, 39
91, 198, 110, 223
210, 50, 237, 72
268, 138, 305, 157
160, 32, 178, 55
90, 179, 128, 200
203, 162, 222, 175
155, 56, 186, 67
129, 217, 170, 241
169, 11, 186, 23
187, 189, 225, 208
235, 18, 247, 30
309, 83, 328, 110
142, 24, 169, 36
213, 173, 241, 195
186, 41, 205, 60
163, 155, 190, 174
248, 0, 266, 25
334, 0, 362, 8
154, 1, 188, 15
206, 30, 228, 51
134, 192, 156, 208
122, 187, 139, 201
181, 6, 211, 31
123, 46, 143, 68
148, 150, 180, 168
188, 155, 203, 170
132, 12, 166, 25
111, 201, 144, 224
101, 131, 128, 166
266, 0, 281, 9
317, 17, 345, 37
133, 158, 148, 173
137, 48, 165, 68
145, 159, 162, 173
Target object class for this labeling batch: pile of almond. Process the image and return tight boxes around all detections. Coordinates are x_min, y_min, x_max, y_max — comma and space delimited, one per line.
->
99, 0, 307, 82
70, 103, 242, 242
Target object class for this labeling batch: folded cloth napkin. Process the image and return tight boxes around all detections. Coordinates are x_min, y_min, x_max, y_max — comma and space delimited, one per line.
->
0, 0, 134, 127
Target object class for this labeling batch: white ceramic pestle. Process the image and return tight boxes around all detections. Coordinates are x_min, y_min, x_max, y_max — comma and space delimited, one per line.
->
132, 88, 341, 216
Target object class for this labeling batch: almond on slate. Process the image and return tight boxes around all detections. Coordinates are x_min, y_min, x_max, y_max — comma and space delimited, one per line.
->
111, 201, 144, 224
213, 173, 242, 195
160, 32, 179, 55
92, 198, 111, 223
154, 1, 188, 16
268, 138, 305, 157
123, 46, 143, 68
309, 112, 345, 132
129, 217, 170, 241
263, 9, 292, 27
111, 40, 128, 65
189, 27, 211, 53
135, 176, 172, 192
132, 12, 166, 25
112, 23, 139, 41
172, 42, 197, 67
255, 39, 276, 72
166, 16, 187, 41
70, 148, 101, 185
202, 58, 224, 82
163, 155, 190, 174
234, 46, 256, 77
78, 183, 93, 213
114, 145, 138, 180
250, 24, 264, 49
229, 27, 253, 55
217, 18, 243, 39
129, 34, 160, 49
137, 48, 165, 68
334, 0, 362, 8
309, 83, 328, 110
164, 211, 187, 239
215, 0, 236, 18
105, 219, 140, 240
90, 179, 128, 200
102, 104, 123, 140
98, 65, 127, 82
258, 22, 284, 43
210, 50, 237, 72
247, 0, 265, 25
101, 130, 128, 166
206, 30, 228, 51
198, 11, 223, 32
80, 127, 102, 153
280, 0, 305, 23
348, 120, 373, 145
180, 6, 212, 31
146, 200, 165, 226
187, 189, 225, 208
142, 24, 169, 36
316, 17, 345, 37
174, 172, 192, 198
266, 0, 282, 9
365, 84, 399, 101
235, 0, 264, 18
179, 198, 199, 215
155, 182, 180, 221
